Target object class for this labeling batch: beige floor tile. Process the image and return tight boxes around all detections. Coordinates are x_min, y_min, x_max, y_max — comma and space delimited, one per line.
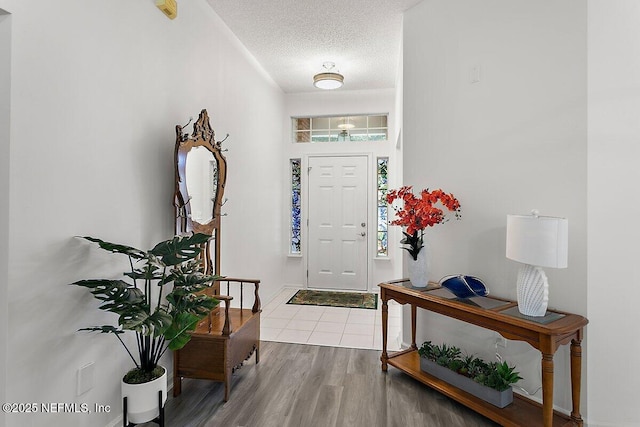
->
276, 329, 312, 344
307, 331, 343, 346
285, 319, 318, 331
262, 317, 291, 329
314, 321, 346, 334
344, 322, 375, 335
340, 333, 373, 348
261, 288, 403, 351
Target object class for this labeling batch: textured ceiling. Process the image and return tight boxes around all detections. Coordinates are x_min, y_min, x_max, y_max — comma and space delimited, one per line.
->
205, 0, 422, 94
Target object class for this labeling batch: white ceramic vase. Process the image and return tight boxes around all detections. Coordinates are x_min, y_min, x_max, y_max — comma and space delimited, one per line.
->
121, 366, 167, 424
408, 241, 431, 288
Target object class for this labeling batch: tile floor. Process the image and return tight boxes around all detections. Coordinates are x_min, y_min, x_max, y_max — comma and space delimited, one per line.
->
260, 288, 403, 351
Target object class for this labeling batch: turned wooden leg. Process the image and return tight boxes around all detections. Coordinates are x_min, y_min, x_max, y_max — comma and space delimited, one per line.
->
381, 298, 389, 372
223, 366, 231, 402
173, 375, 182, 397
411, 304, 417, 350
222, 300, 231, 336
252, 281, 261, 313
173, 353, 182, 397
570, 337, 584, 426
542, 353, 554, 427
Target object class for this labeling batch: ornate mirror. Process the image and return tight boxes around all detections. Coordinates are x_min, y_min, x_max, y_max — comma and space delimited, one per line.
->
174, 109, 227, 275
185, 146, 217, 225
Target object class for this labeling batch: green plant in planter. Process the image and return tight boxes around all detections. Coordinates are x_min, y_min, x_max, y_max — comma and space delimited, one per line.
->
418, 341, 522, 392
482, 361, 523, 392
434, 343, 461, 367
71, 233, 220, 384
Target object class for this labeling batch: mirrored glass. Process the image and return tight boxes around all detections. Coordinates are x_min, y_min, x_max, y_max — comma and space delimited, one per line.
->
185, 146, 216, 224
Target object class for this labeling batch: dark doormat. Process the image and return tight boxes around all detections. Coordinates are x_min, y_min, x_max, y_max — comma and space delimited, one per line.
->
287, 290, 378, 310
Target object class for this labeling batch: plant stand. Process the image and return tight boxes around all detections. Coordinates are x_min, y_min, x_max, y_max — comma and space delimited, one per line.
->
123, 391, 165, 427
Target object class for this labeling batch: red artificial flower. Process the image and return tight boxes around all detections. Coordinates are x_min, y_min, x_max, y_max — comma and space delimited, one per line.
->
386, 186, 461, 234
386, 186, 461, 259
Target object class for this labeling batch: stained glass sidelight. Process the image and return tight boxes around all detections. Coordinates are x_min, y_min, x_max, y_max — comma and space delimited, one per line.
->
377, 157, 389, 256
290, 159, 302, 254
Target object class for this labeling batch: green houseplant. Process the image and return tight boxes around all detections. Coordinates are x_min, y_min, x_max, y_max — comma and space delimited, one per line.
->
418, 341, 522, 408
71, 233, 220, 383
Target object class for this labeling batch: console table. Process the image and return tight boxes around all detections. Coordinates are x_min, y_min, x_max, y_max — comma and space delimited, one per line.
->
379, 279, 588, 427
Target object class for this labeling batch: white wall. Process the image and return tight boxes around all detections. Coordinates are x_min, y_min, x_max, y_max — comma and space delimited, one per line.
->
587, 2, 640, 426
1, 1, 283, 426
282, 89, 403, 292
403, 0, 587, 415
0, 8, 10, 427
6, 1, 638, 426
394, 26, 404, 178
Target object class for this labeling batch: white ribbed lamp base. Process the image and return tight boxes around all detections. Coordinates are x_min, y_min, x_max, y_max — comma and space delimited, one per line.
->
516, 264, 549, 317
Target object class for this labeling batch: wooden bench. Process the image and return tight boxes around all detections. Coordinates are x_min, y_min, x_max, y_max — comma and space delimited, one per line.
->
173, 278, 261, 401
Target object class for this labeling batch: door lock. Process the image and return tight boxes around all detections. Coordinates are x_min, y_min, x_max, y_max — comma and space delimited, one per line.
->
361, 222, 366, 227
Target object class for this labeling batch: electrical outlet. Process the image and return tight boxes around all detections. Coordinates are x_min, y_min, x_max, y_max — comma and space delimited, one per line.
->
470, 65, 481, 83
496, 336, 507, 348
77, 362, 94, 396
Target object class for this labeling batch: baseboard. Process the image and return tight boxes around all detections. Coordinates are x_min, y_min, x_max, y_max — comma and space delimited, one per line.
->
104, 415, 122, 427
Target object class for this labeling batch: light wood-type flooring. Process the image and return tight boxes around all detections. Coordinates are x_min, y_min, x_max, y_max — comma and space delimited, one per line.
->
144, 341, 497, 427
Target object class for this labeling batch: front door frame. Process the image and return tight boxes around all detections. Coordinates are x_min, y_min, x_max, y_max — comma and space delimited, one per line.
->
304, 153, 374, 292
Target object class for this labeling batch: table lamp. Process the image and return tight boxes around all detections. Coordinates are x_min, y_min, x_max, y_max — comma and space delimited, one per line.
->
506, 211, 568, 317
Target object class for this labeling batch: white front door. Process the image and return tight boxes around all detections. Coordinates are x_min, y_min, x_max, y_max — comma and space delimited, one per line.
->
307, 156, 368, 291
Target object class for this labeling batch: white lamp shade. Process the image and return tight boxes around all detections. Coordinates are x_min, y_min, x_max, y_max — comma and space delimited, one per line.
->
506, 214, 568, 268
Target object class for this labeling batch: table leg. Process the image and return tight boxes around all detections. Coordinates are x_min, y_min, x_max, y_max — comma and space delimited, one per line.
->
542, 353, 554, 427
570, 338, 584, 426
381, 298, 388, 371
411, 304, 417, 350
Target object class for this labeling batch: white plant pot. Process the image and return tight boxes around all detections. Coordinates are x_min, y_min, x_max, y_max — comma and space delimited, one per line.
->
121, 366, 167, 424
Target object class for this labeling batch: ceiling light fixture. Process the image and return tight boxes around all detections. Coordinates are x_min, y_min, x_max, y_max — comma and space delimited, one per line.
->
313, 62, 344, 90
337, 118, 355, 129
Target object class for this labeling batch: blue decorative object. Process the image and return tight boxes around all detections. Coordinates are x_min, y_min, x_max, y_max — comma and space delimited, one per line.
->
440, 275, 489, 298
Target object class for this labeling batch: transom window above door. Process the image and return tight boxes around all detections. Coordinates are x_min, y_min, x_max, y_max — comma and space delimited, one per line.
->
292, 114, 388, 143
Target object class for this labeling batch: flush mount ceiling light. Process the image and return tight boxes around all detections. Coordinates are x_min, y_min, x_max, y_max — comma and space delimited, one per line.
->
313, 62, 344, 90
337, 118, 355, 130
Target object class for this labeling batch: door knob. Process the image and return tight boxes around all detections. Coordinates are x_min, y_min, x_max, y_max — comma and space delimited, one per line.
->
360, 232, 366, 237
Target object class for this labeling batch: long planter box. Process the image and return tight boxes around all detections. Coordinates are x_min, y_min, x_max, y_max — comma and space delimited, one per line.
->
419, 358, 513, 408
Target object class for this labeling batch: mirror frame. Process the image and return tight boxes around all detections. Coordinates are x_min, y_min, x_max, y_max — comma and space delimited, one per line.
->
173, 109, 227, 274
